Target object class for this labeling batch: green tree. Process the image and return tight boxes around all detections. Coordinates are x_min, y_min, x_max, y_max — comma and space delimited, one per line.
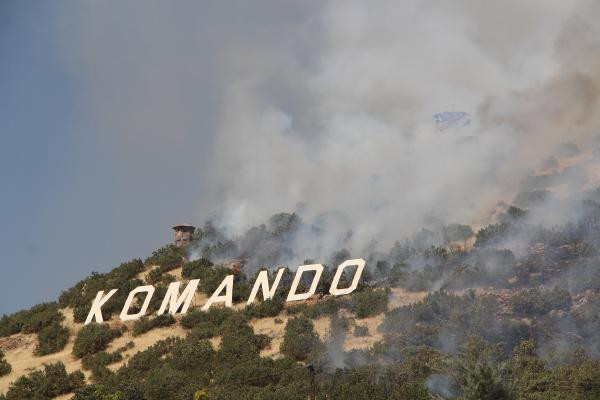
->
0, 349, 11, 377
443, 337, 511, 400
280, 316, 321, 361
34, 322, 70, 356
73, 324, 122, 359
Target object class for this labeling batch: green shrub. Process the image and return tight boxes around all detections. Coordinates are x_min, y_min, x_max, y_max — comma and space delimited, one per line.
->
219, 324, 270, 362
73, 384, 143, 400
244, 296, 285, 318
182, 258, 214, 279
82, 350, 123, 371
144, 245, 185, 272
280, 316, 321, 361
474, 223, 511, 248
73, 324, 123, 358
125, 338, 181, 379
351, 288, 390, 318
354, 325, 369, 337
511, 286, 572, 316
187, 265, 232, 294
180, 307, 236, 330
287, 296, 346, 319
132, 314, 176, 336
81, 350, 124, 380
0, 350, 11, 377
3, 362, 84, 400
0, 302, 64, 337
188, 322, 218, 340
34, 322, 70, 356
59, 259, 144, 307
143, 365, 193, 400
145, 269, 175, 285
69, 278, 145, 323
168, 339, 215, 373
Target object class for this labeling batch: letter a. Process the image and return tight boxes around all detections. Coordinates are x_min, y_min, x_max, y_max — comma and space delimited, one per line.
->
202, 275, 234, 311
84, 289, 118, 325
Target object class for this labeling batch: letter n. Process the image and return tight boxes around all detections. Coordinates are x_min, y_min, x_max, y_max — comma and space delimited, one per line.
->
247, 269, 285, 305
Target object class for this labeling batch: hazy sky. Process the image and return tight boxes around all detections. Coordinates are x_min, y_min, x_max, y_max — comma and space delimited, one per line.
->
0, 1, 318, 314
1, 1, 598, 315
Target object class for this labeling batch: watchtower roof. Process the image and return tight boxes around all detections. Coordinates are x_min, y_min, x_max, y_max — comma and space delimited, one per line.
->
172, 223, 195, 231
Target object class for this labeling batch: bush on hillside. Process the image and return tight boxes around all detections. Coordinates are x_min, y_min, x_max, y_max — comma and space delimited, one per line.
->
180, 307, 237, 330
287, 296, 346, 318
34, 322, 70, 356
0, 302, 64, 337
73, 324, 123, 359
59, 259, 147, 323
0, 350, 11, 377
474, 223, 511, 248
182, 258, 214, 279
354, 325, 369, 337
59, 259, 144, 307
3, 362, 84, 400
187, 265, 232, 294
219, 323, 270, 363
280, 316, 322, 361
144, 245, 185, 272
145, 268, 175, 285
511, 286, 572, 316
132, 314, 176, 336
82, 350, 123, 371
244, 295, 285, 318
350, 288, 390, 318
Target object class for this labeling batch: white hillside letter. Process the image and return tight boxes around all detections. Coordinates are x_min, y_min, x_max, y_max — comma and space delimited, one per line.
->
157, 279, 200, 315
247, 268, 285, 305
329, 258, 366, 296
85, 289, 118, 325
286, 264, 324, 302
120, 285, 155, 321
202, 275, 234, 311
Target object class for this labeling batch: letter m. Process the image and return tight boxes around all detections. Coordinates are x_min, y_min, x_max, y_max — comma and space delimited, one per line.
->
157, 279, 200, 315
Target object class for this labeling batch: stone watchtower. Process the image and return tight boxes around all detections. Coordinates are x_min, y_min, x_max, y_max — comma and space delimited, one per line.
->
173, 223, 195, 247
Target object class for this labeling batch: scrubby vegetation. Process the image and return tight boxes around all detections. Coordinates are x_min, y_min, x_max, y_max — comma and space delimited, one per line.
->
0, 302, 64, 337
72, 324, 123, 359
351, 288, 390, 318
5, 194, 600, 399
0, 350, 11, 377
132, 314, 176, 336
510, 286, 572, 316
144, 245, 186, 273
59, 259, 145, 323
34, 322, 70, 356
280, 316, 322, 361
1, 362, 84, 400
244, 295, 285, 318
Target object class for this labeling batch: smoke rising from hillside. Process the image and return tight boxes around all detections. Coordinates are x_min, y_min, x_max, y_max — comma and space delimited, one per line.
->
206, 1, 600, 264
61, 1, 600, 266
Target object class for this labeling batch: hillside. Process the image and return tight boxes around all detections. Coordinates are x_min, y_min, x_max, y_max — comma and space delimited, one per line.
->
2, 146, 600, 399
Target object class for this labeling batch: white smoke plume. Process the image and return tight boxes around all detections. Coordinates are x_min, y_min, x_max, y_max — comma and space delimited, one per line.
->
60, 1, 600, 266
206, 0, 600, 263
